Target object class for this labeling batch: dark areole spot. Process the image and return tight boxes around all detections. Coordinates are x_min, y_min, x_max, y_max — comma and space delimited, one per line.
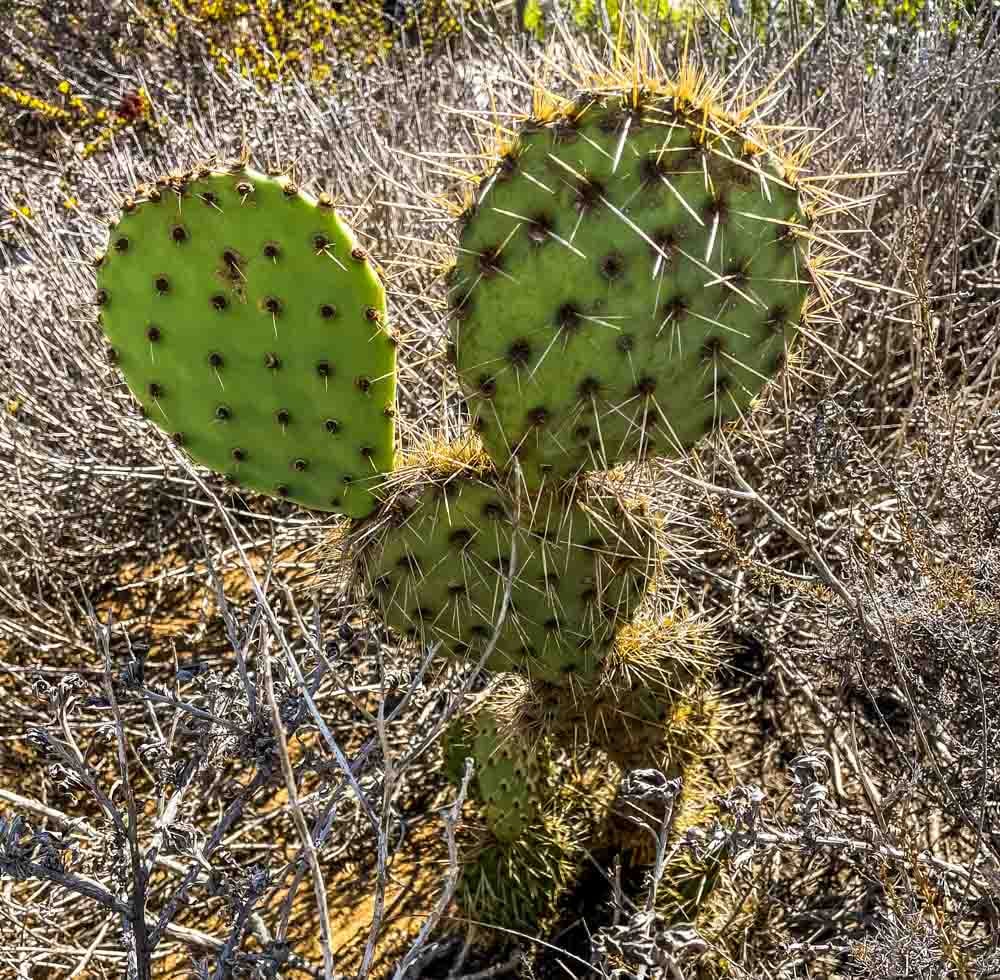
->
507, 340, 531, 368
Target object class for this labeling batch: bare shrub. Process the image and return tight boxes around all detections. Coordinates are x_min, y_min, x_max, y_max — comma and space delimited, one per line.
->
2, 1, 1000, 977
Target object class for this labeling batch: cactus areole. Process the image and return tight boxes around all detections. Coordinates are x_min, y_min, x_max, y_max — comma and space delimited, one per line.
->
449, 88, 813, 487
96, 166, 396, 518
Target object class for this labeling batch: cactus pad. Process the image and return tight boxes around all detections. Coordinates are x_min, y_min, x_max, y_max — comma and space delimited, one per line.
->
585, 615, 721, 770
472, 709, 551, 842
96, 164, 396, 518
502, 613, 721, 764
456, 755, 618, 930
442, 704, 552, 842
458, 815, 580, 931
449, 88, 814, 486
349, 440, 658, 684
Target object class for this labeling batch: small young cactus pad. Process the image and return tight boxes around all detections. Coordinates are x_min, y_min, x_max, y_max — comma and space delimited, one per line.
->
443, 699, 555, 841
349, 440, 658, 683
473, 709, 551, 842
449, 87, 814, 486
503, 612, 721, 766
455, 755, 618, 930
96, 165, 396, 518
584, 614, 721, 770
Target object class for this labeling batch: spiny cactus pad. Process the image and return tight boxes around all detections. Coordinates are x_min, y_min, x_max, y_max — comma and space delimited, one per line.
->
585, 616, 721, 770
449, 87, 813, 486
441, 707, 551, 841
458, 816, 580, 931
96, 164, 396, 518
501, 613, 720, 762
473, 709, 551, 843
349, 441, 658, 683
455, 756, 618, 930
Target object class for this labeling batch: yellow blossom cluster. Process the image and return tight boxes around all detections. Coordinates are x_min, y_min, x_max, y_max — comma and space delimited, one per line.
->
145, 0, 481, 84
0, 79, 153, 159
2, 0, 482, 160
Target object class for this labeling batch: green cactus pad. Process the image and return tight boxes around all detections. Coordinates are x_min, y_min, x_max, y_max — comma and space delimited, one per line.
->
458, 816, 580, 931
503, 613, 720, 764
349, 440, 658, 684
455, 757, 618, 930
96, 164, 396, 518
449, 89, 813, 486
472, 709, 550, 843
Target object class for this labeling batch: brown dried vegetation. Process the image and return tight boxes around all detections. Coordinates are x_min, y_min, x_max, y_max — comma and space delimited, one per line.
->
1, 1, 999, 978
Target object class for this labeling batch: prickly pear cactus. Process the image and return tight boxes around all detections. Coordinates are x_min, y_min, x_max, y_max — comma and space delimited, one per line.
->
349, 439, 659, 683
448, 85, 814, 487
455, 756, 618, 930
96, 164, 396, 518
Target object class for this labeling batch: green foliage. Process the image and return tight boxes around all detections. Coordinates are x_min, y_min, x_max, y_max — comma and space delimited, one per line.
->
96, 165, 396, 518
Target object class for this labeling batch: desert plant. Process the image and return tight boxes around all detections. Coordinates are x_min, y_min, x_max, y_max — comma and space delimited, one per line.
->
3, 0, 999, 974
76, 22, 843, 944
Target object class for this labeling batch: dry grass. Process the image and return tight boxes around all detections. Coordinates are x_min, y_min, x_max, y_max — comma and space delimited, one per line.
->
1, 0, 999, 977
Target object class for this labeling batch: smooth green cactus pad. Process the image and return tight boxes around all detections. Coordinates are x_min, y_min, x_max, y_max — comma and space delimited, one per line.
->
96, 164, 396, 518
448, 87, 814, 486
349, 440, 659, 684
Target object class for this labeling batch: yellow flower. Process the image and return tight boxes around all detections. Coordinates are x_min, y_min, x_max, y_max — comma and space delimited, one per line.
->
63, 197, 79, 209
57, 80, 71, 94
